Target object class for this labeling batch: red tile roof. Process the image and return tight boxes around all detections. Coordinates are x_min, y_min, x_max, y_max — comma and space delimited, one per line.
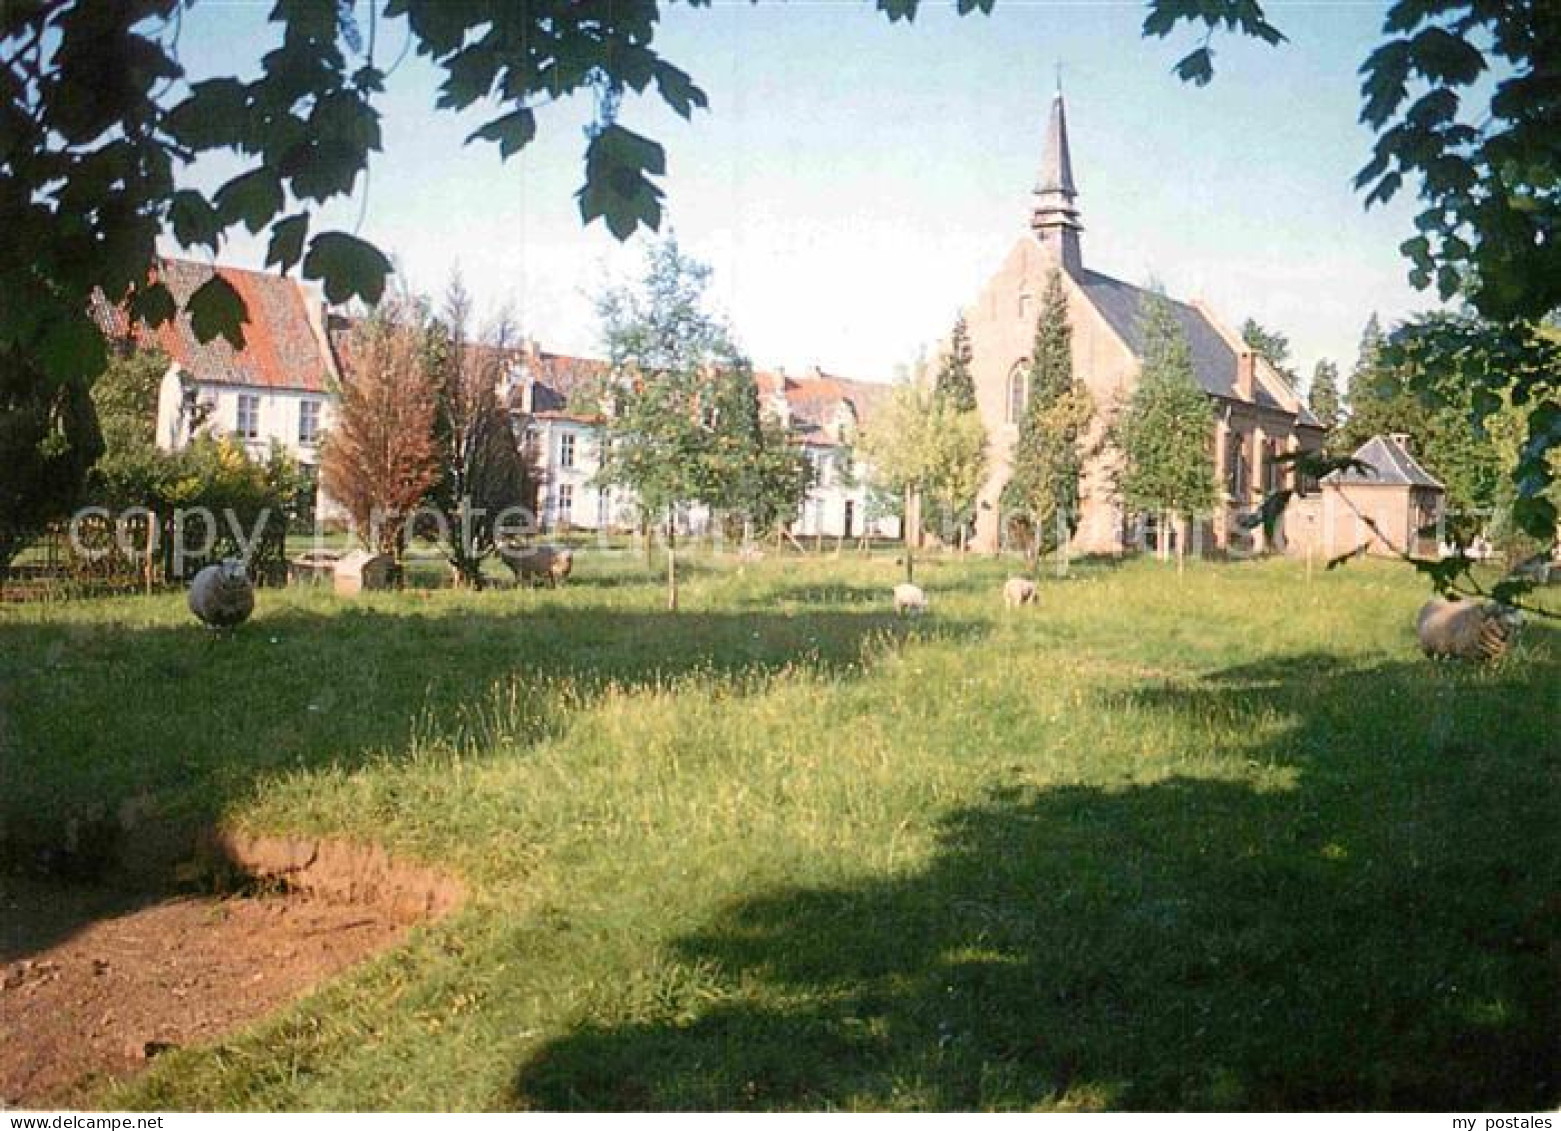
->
91, 258, 333, 394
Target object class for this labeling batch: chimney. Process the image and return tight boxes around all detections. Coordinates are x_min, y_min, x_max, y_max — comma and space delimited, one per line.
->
1389, 432, 1411, 452
515, 363, 535, 414
1235, 350, 1256, 402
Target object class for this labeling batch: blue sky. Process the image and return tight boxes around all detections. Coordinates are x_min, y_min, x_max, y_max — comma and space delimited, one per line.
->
175, 2, 1432, 388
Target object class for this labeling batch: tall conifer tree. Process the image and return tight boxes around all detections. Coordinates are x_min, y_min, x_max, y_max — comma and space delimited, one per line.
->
932, 315, 977, 413
1113, 289, 1217, 564
1002, 269, 1092, 564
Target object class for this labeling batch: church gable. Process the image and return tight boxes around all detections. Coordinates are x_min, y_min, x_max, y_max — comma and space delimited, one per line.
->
1071, 271, 1238, 400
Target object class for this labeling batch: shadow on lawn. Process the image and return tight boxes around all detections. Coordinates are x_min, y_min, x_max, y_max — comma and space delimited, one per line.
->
511, 634, 1559, 1111
0, 601, 986, 958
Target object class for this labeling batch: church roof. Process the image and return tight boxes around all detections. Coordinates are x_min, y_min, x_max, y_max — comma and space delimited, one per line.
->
1326, 434, 1444, 489
1072, 267, 1322, 426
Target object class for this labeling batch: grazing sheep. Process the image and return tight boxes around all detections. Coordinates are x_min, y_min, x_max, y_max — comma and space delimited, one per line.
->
1416, 597, 1521, 662
1003, 577, 1037, 609
893, 582, 928, 616
188, 558, 255, 629
500, 544, 574, 588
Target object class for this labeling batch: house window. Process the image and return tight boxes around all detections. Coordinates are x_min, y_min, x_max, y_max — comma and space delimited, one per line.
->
556, 483, 574, 525
559, 432, 576, 469
236, 394, 260, 440
298, 399, 321, 446
1006, 364, 1029, 424
1263, 440, 1284, 494
1019, 293, 1033, 321
1226, 432, 1248, 497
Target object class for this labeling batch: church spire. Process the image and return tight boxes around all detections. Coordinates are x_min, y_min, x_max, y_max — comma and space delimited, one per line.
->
1030, 86, 1083, 272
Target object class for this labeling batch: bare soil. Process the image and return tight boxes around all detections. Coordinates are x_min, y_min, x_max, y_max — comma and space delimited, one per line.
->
1, 834, 462, 1109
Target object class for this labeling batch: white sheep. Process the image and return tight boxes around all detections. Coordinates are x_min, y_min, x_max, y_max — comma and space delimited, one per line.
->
1416, 597, 1521, 662
893, 582, 928, 616
188, 558, 255, 629
1003, 577, 1037, 609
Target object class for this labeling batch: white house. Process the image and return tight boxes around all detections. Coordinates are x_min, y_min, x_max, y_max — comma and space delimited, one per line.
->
98, 259, 900, 542
504, 347, 901, 539
92, 258, 340, 505
759, 367, 900, 540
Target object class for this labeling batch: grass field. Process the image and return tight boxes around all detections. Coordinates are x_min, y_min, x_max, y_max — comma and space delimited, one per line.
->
1, 552, 1557, 1111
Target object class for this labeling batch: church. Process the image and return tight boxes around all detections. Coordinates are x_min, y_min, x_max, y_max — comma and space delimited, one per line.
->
960, 90, 1326, 555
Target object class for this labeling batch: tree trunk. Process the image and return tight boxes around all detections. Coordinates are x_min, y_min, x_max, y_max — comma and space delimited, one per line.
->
902, 485, 916, 583
1175, 513, 1186, 576
144, 509, 157, 596
667, 546, 678, 611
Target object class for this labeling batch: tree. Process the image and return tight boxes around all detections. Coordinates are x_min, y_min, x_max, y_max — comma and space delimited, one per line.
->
924, 400, 988, 553
697, 363, 812, 539
594, 235, 808, 581
429, 278, 538, 589
858, 378, 935, 580
0, 346, 102, 579
1380, 313, 1554, 522
1340, 313, 1389, 446
1002, 270, 1093, 567
1334, 311, 1508, 519
89, 346, 172, 510
320, 299, 440, 561
1307, 359, 1342, 437
858, 372, 986, 573
1113, 291, 1217, 566
932, 315, 977, 414
595, 236, 737, 549
1241, 318, 1295, 382
922, 314, 985, 543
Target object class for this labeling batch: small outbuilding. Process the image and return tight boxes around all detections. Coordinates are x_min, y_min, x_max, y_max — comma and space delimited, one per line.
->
1285, 434, 1445, 560
333, 550, 395, 596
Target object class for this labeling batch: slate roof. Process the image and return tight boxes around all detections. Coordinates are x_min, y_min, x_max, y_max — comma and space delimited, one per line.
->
526, 350, 608, 413
1072, 267, 1322, 428
1325, 434, 1444, 489
91, 258, 332, 393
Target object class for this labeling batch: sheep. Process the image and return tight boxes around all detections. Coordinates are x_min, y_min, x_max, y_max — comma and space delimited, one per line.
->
1003, 577, 1037, 609
893, 582, 928, 616
188, 558, 255, 629
1415, 597, 1521, 662
500, 544, 574, 588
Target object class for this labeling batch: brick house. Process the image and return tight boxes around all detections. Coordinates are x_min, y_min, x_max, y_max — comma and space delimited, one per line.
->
1283, 433, 1446, 560
958, 90, 1327, 554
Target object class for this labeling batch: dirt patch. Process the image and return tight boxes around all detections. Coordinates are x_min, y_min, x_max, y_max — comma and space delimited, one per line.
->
203, 831, 465, 918
0, 876, 416, 1108
1, 834, 463, 1109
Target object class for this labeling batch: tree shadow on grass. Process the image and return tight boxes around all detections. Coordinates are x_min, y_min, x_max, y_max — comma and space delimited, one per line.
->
0, 600, 986, 957
510, 639, 1559, 1111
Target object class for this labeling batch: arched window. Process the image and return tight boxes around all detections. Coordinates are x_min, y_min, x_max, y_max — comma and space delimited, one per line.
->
1006, 364, 1029, 424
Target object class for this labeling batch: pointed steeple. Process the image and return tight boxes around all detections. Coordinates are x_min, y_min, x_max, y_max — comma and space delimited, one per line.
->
1030, 85, 1083, 272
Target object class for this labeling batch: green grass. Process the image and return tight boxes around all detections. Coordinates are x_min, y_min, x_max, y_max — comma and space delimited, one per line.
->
1, 553, 1557, 1110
